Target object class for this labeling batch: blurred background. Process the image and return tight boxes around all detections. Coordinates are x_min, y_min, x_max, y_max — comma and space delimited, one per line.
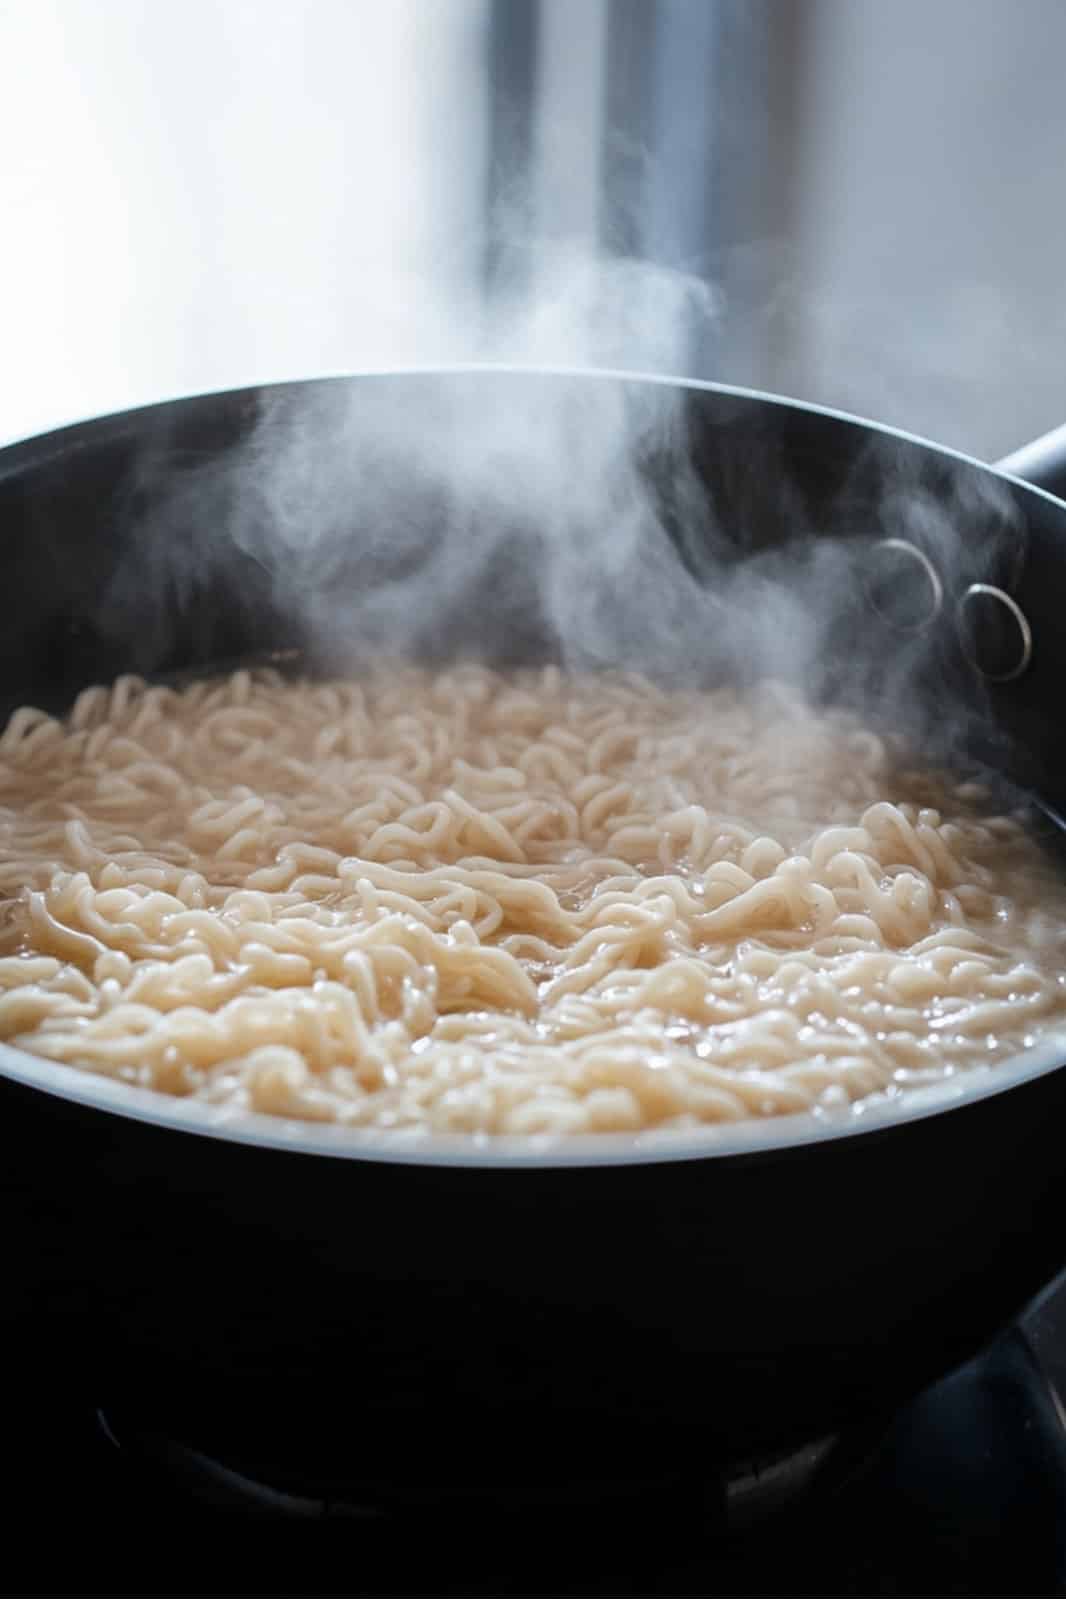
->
3, 0, 1065, 458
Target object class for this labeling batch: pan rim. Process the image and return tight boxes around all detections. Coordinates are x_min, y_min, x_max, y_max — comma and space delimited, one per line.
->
2, 361, 1064, 511
2, 365, 1065, 1166
2, 1033, 1064, 1168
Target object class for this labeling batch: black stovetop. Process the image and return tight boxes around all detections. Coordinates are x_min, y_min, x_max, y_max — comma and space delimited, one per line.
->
6, 1311, 1066, 1597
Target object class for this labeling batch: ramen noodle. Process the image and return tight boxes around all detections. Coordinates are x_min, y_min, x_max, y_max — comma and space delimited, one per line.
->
0, 664, 1063, 1135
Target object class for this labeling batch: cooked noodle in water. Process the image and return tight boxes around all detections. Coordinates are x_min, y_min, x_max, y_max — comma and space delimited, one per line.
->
1, 664, 1064, 1135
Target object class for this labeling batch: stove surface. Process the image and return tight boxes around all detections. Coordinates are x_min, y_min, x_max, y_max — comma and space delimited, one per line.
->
6, 1323, 1066, 1597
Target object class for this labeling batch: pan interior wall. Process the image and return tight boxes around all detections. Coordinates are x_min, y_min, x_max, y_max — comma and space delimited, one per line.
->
0, 374, 1061, 809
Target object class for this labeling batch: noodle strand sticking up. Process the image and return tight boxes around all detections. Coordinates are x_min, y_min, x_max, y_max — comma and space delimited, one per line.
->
0, 664, 1063, 1136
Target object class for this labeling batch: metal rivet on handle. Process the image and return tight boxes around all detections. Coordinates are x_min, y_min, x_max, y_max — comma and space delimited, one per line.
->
956, 582, 1033, 683
864, 538, 945, 633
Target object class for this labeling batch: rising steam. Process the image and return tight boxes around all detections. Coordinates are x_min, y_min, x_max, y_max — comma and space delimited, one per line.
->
104, 239, 1024, 782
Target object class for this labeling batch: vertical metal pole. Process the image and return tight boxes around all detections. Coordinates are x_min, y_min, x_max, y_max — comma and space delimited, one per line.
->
483, 0, 542, 298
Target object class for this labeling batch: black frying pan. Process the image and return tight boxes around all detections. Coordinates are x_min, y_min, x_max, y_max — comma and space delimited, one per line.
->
3, 368, 1066, 1506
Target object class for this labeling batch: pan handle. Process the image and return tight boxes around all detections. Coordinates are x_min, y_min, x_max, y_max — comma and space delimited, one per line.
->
995, 423, 1066, 501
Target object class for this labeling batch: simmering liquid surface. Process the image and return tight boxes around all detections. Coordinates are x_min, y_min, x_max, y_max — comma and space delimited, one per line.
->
1, 665, 1064, 1135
